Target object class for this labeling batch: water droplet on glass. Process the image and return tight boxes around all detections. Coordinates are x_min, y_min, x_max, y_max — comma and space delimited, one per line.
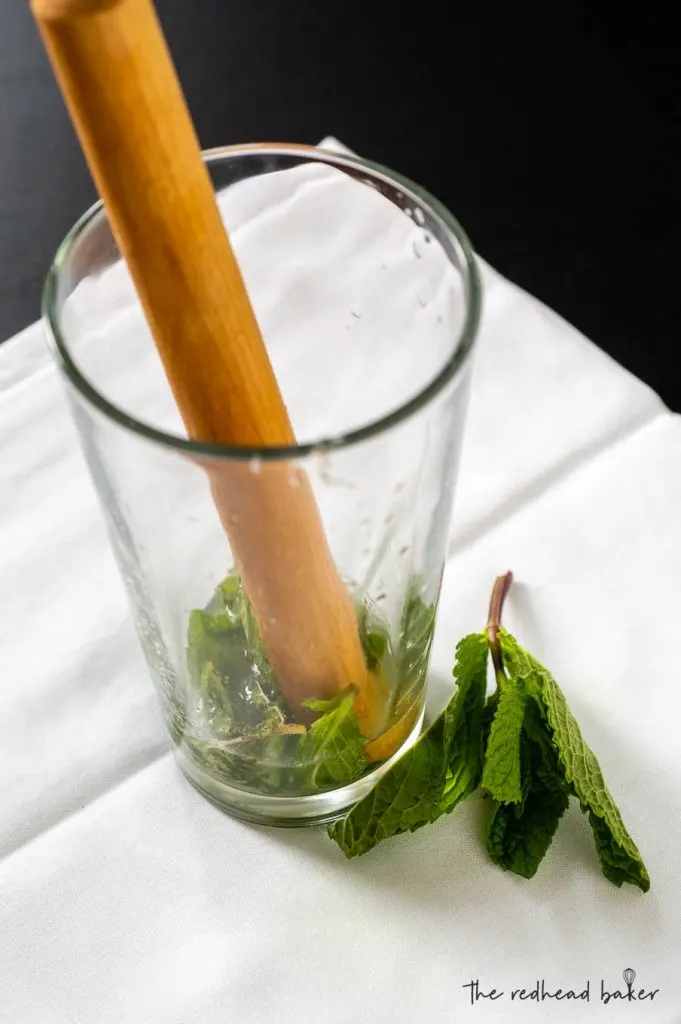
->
436, 314, 443, 325
412, 241, 422, 259
230, 513, 241, 524
405, 207, 413, 218
268, 616, 277, 625
424, 232, 432, 244
376, 592, 387, 602
249, 457, 262, 475
288, 471, 301, 488
351, 309, 362, 319
414, 207, 425, 226
399, 545, 409, 556
418, 293, 428, 308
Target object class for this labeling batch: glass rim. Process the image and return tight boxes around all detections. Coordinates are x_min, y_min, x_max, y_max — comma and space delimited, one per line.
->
43, 142, 482, 462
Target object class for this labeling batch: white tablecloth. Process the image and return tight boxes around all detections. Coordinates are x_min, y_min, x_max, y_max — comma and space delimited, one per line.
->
1, 142, 679, 1023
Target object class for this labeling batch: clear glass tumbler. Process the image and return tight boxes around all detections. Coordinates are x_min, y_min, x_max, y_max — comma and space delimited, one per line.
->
43, 144, 481, 825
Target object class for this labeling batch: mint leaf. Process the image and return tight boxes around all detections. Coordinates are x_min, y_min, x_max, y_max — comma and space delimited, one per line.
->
522, 698, 568, 797
212, 692, 367, 797
198, 661, 235, 736
482, 680, 527, 804
393, 588, 437, 721
487, 774, 570, 879
481, 691, 499, 745
588, 813, 648, 889
186, 575, 369, 796
484, 680, 569, 878
356, 587, 437, 725
486, 715, 570, 878
440, 633, 490, 809
216, 574, 244, 627
300, 691, 367, 789
328, 632, 488, 858
187, 581, 284, 738
499, 629, 650, 892
357, 603, 391, 672
218, 573, 272, 679
328, 719, 448, 857
187, 607, 239, 680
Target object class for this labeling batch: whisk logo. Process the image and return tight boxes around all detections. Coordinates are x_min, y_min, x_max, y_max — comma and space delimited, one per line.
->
600, 968, 659, 1004
462, 967, 659, 1007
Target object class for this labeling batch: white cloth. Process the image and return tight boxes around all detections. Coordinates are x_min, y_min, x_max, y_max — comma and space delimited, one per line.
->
1, 141, 679, 1023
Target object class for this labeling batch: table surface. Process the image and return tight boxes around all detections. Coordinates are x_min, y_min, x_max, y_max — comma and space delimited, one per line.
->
1, 1, 679, 406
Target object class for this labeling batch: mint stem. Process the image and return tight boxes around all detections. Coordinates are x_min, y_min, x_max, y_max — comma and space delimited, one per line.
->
487, 572, 514, 683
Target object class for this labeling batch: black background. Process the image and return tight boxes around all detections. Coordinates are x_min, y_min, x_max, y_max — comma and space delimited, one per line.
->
1, 2, 678, 405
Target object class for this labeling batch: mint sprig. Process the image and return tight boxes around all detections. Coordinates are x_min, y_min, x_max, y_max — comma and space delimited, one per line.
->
329, 572, 650, 892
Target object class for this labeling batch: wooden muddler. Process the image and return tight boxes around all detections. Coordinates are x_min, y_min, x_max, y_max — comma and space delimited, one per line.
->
32, 0, 386, 736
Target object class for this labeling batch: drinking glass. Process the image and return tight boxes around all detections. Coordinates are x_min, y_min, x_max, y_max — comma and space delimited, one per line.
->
43, 143, 481, 825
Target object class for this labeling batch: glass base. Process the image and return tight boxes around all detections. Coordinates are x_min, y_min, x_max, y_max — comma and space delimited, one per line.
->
176, 707, 425, 828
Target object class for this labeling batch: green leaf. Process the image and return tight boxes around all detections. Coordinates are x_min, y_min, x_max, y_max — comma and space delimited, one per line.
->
440, 633, 490, 809
393, 587, 437, 722
187, 607, 239, 677
216, 575, 244, 627
522, 698, 568, 796
499, 630, 650, 892
187, 581, 284, 738
186, 575, 369, 795
218, 573, 271, 677
207, 692, 367, 798
357, 604, 391, 672
299, 690, 367, 789
355, 587, 436, 723
328, 632, 488, 858
588, 812, 648, 889
486, 711, 570, 878
481, 691, 499, 746
487, 774, 570, 879
482, 680, 527, 803
198, 660, 234, 736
